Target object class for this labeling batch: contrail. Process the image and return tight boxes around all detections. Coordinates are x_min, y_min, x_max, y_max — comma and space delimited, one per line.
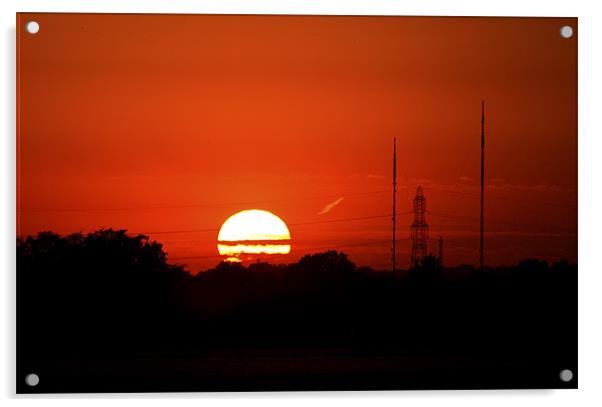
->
318, 197, 344, 215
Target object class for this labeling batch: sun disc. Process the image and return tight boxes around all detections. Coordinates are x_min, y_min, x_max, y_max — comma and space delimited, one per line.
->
217, 209, 291, 259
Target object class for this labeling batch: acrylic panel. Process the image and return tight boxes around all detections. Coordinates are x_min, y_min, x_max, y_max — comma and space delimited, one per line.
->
16, 13, 577, 393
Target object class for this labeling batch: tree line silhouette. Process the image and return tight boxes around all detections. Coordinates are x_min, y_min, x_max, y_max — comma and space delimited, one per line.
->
17, 228, 577, 391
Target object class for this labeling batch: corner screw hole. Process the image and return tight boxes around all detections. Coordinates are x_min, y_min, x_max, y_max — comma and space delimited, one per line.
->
25, 373, 39, 387
26, 21, 40, 34
559, 369, 573, 382
560, 25, 573, 39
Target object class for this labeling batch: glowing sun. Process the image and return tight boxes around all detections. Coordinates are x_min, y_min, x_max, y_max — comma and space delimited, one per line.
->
217, 209, 291, 261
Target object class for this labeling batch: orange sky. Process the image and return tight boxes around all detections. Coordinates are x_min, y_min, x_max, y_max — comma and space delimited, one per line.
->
17, 14, 577, 271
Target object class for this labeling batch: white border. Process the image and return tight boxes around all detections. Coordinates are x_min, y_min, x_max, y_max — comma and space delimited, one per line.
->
3, 1, 602, 406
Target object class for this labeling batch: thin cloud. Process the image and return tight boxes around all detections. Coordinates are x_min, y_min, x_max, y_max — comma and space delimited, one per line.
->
318, 197, 344, 215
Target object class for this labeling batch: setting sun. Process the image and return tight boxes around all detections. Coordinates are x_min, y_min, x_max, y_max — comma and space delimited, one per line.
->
16, 13, 578, 393
217, 209, 291, 260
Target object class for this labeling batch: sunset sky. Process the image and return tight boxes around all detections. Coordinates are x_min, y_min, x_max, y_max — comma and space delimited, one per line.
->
17, 14, 577, 271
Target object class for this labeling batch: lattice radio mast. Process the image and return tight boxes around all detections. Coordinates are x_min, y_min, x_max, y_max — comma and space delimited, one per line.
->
410, 186, 428, 267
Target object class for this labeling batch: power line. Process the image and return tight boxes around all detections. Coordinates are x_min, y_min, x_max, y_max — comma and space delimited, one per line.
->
17, 189, 389, 213
429, 186, 577, 209
19, 184, 577, 215
291, 214, 407, 226
21, 207, 571, 237
138, 212, 413, 235
169, 238, 392, 261
427, 236, 477, 253
427, 211, 576, 233
169, 234, 573, 263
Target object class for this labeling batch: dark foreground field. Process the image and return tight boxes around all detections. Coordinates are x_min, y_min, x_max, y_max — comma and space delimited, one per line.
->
17, 230, 577, 392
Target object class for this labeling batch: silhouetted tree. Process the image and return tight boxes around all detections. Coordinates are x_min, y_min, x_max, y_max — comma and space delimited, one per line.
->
409, 254, 440, 281
297, 250, 356, 274
17, 229, 190, 357
518, 258, 549, 273
17, 228, 577, 385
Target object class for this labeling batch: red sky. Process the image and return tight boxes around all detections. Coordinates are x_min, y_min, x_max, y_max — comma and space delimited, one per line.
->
17, 14, 577, 271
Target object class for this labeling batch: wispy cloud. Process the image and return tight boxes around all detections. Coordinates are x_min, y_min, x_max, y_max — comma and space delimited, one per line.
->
318, 197, 344, 215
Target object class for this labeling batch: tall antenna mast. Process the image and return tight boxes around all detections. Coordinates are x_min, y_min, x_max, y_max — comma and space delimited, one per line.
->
479, 100, 485, 269
392, 137, 397, 273
438, 236, 443, 267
